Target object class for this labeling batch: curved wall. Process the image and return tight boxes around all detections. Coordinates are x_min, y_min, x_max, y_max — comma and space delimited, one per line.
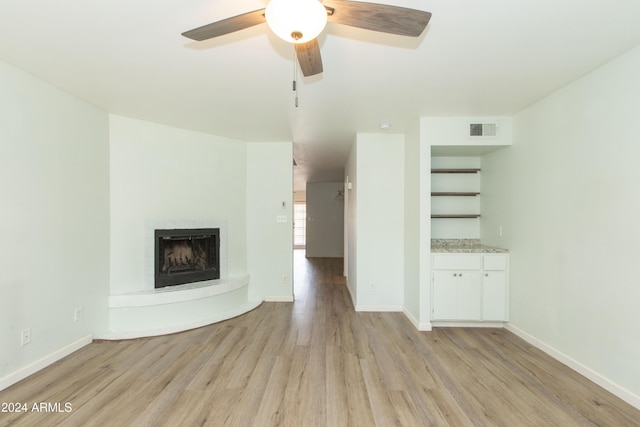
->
108, 115, 252, 337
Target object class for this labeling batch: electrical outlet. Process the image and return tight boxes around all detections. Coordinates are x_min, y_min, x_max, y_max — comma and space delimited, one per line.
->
21, 328, 31, 346
74, 306, 83, 322
282, 274, 288, 284
369, 283, 375, 292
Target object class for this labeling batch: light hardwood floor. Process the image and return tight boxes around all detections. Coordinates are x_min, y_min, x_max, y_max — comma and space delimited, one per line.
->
1, 251, 639, 426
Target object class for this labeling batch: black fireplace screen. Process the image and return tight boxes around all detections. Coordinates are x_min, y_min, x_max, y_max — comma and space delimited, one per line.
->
155, 228, 220, 288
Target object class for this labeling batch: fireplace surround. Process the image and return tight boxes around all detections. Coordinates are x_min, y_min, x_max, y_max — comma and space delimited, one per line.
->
154, 228, 220, 288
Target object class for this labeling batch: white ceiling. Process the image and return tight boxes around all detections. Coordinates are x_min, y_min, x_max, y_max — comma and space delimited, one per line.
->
1, 1, 640, 191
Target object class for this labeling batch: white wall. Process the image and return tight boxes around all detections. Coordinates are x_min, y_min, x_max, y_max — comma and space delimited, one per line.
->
423, 116, 513, 149
403, 120, 422, 322
404, 119, 436, 329
345, 141, 358, 305
0, 60, 109, 385
417, 122, 433, 327
246, 142, 293, 302
109, 115, 248, 295
305, 182, 344, 257
482, 45, 640, 403
349, 133, 405, 310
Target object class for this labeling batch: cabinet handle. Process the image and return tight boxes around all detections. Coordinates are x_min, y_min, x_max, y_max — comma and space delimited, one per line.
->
485, 273, 489, 277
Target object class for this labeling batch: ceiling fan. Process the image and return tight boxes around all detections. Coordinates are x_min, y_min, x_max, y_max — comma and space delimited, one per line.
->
182, 0, 432, 77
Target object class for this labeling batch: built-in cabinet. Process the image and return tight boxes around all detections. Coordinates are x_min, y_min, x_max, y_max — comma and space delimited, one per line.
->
431, 253, 509, 322
426, 119, 513, 328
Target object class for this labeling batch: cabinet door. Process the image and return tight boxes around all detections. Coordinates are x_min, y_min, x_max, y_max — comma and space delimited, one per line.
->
432, 271, 457, 320
482, 271, 507, 321
433, 270, 482, 320
456, 271, 482, 320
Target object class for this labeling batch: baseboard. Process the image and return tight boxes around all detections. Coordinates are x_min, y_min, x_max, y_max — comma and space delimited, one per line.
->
403, 308, 432, 331
0, 335, 92, 392
345, 280, 357, 310
355, 305, 403, 312
432, 321, 505, 328
505, 324, 640, 410
264, 296, 294, 302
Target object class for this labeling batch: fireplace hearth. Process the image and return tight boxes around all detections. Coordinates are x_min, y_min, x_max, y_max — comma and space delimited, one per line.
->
154, 228, 220, 288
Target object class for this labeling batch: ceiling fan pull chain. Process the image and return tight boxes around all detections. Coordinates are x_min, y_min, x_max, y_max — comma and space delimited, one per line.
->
293, 46, 299, 107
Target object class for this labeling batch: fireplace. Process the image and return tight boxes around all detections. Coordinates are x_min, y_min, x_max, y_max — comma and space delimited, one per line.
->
154, 228, 220, 288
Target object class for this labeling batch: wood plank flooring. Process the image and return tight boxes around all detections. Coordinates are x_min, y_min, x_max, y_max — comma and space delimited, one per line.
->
1, 250, 639, 426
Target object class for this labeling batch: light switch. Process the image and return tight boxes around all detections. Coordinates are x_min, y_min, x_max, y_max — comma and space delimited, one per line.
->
276, 215, 288, 223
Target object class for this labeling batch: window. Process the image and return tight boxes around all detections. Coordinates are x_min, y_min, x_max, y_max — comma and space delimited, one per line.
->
293, 203, 306, 248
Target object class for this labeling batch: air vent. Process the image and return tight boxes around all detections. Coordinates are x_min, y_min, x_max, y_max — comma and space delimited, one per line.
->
469, 123, 498, 138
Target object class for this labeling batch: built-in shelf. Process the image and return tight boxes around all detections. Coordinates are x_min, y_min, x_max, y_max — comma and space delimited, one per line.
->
431, 192, 480, 196
431, 168, 481, 220
431, 214, 481, 219
431, 168, 481, 174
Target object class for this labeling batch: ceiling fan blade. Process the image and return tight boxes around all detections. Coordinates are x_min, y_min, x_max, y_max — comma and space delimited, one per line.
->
182, 9, 266, 41
323, 0, 431, 37
295, 39, 323, 77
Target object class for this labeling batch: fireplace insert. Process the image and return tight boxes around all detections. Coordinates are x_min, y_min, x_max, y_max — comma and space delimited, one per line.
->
154, 228, 220, 288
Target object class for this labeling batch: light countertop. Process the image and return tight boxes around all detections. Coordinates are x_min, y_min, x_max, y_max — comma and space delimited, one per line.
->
431, 239, 508, 254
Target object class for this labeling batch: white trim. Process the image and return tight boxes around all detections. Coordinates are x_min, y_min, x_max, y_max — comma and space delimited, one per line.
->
264, 296, 294, 302
355, 305, 403, 312
432, 321, 505, 328
97, 300, 262, 340
403, 308, 432, 331
345, 278, 357, 310
505, 324, 640, 410
0, 335, 92, 391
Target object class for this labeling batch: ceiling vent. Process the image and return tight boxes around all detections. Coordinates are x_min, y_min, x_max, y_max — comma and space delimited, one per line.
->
469, 122, 498, 138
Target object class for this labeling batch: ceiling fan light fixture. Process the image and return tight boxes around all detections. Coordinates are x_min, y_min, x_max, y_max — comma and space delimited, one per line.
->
265, 0, 327, 43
